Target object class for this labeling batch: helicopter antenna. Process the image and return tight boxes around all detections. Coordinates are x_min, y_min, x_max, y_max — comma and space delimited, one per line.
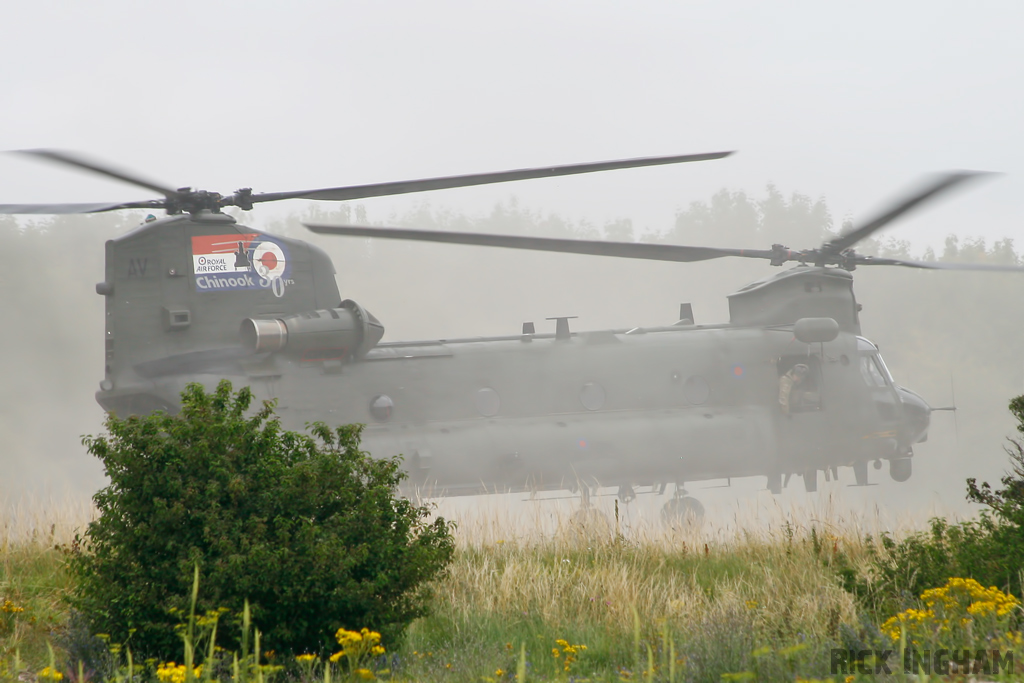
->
951, 373, 960, 450
931, 373, 959, 451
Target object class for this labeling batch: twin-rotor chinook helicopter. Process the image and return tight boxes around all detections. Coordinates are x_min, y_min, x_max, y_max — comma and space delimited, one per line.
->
5, 149, 1018, 522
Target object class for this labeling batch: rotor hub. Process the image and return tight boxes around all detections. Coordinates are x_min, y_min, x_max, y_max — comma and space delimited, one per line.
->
164, 188, 227, 215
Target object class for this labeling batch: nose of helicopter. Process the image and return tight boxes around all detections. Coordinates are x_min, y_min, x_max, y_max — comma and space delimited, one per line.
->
896, 386, 932, 445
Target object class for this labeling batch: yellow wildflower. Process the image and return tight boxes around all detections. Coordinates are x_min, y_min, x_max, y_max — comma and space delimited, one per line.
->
0, 600, 24, 614
155, 662, 202, 683
882, 577, 1022, 646
296, 653, 317, 663
554, 638, 586, 672
336, 628, 364, 646
37, 667, 64, 681
356, 668, 374, 680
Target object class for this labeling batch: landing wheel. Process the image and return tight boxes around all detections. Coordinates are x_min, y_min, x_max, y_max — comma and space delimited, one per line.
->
661, 496, 705, 528
890, 457, 912, 482
766, 472, 783, 495
853, 460, 869, 486
617, 483, 636, 503
568, 506, 611, 537
803, 469, 817, 493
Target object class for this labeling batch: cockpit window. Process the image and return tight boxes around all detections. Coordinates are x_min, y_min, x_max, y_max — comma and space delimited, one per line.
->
860, 355, 888, 387
874, 353, 894, 382
856, 336, 879, 353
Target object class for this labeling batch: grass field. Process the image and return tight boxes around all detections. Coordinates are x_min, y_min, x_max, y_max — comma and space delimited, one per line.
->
0, 493, 1005, 681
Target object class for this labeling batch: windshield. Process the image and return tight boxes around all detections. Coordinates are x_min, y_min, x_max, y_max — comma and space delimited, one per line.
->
860, 355, 888, 387
874, 353, 894, 383
856, 337, 893, 386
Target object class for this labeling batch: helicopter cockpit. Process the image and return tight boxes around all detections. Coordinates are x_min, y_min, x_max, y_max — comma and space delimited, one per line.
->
857, 337, 893, 383
857, 337, 900, 420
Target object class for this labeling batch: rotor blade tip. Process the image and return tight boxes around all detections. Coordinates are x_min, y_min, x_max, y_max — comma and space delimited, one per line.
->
945, 169, 1002, 182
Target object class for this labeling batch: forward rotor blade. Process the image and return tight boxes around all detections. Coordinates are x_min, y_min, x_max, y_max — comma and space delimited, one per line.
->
855, 255, 1024, 272
14, 149, 183, 200
305, 224, 774, 264
0, 200, 164, 214
256, 151, 733, 204
828, 171, 992, 253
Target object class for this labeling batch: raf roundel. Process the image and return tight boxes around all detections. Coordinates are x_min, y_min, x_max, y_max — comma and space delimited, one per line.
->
252, 240, 287, 279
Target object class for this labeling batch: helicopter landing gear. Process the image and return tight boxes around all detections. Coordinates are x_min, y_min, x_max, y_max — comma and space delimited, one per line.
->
890, 457, 912, 482
569, 506, 611, 532
661, 497, 704, 527
852, 460, 869, 486
802, 469, 817, 493
617, 483, 637, 503
568, 486, 610, 535
661, 487, 704, 528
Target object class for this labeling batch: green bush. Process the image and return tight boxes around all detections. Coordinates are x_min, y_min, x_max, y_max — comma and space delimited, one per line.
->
856, 517, 996, 616
962, 394, 1024, 594
70, 381, 454, 659
851, 394, 1024, 616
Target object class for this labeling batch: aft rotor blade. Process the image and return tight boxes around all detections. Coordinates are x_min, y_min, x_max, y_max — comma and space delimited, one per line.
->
828, 171, 992, 253
855, 255, 1024, 272
305, 224, 774, 264
13, 149, 183, 200
255, 151, 734, 204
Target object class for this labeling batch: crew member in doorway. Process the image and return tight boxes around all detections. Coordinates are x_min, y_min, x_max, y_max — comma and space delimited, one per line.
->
779, 363, 809, 416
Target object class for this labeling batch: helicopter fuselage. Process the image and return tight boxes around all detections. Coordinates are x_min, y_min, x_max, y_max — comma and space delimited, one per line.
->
266, 323, 921, 496
94, 213, 928, 495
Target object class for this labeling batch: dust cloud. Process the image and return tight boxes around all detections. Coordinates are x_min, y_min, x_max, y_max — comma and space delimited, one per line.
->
3, 191, 1021, 531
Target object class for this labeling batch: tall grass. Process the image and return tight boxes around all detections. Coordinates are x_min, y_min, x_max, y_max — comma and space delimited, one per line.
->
0, 492, 972, 681
1, 496, 95, 668
398, 492, 917, 681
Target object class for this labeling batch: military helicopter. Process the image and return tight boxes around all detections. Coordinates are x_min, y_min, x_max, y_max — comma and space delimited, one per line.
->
4, 149, 1017, 521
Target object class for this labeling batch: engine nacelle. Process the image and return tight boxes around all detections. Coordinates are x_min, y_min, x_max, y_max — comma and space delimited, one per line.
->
240, 299, 384, 361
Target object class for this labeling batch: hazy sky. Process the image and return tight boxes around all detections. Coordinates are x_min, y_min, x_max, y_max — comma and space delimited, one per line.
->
3, 2, 1023, 515
2, 1, 1022, 249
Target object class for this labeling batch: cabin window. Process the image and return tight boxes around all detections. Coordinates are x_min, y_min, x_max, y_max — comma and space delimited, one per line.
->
777, 357, 822, 414
475, 388, 501, 417
579, 382, 606, 411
